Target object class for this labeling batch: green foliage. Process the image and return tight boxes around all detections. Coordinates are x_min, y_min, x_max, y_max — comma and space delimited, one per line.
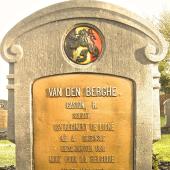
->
158, 12, 170, 93
152, 153, 160, 170
159, 11, 170, 59
159, 12, 170, 42
159, 68, 170, 93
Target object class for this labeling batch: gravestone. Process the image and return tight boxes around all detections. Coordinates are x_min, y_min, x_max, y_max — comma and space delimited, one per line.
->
164, 99, 170, 127
0, 100, 8, 139
0, 100, 8, 129
0, 109, 7, 129
0, 0, 168, 170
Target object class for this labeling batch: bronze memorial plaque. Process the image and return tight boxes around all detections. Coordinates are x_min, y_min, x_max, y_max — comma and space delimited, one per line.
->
33, 74, 133, 170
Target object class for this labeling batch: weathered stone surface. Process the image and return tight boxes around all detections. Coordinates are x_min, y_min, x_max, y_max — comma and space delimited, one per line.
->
0, 0, 168, 170
164, 99, 170, 127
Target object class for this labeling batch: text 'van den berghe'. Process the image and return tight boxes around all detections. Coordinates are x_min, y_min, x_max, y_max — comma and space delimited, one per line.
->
47, 86, 118, 97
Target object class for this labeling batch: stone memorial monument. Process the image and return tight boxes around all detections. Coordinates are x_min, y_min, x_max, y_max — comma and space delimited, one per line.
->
0, 0, 168, 170
164, 99, 170, 127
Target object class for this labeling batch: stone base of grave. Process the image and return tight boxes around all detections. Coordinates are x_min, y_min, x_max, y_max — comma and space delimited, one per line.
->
161, 127, 170, 134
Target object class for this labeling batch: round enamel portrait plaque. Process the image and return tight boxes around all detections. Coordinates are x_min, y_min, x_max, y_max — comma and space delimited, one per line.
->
64, 25, 104, 65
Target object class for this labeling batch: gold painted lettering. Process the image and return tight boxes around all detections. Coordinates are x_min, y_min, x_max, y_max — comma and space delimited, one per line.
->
85, 87, 117, 97
72, 113, 89, 119
47, 88, 62, 97
65, 88, 81, 97
49, 156, 61, 163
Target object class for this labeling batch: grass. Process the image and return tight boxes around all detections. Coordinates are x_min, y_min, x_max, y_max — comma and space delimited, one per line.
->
153, 134, 170, 162
0, 140, 15, 167
154, 115, 170, 162
155, 116, 170, 161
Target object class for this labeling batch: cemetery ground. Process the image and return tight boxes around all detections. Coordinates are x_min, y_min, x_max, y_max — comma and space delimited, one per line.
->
0, 117, 170, 169
153, 116, 170, 162
0, 140, 15, 169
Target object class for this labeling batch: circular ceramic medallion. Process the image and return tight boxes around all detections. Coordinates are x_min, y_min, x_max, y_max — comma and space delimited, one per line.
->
64, 25, 103, 65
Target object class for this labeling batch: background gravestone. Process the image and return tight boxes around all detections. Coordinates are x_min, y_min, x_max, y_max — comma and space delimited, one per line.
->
0, 0, 168, 170
0, 100, 8, 139
160, 94, 170, 114
0, 100, 8, 129
164, 99, 170, 127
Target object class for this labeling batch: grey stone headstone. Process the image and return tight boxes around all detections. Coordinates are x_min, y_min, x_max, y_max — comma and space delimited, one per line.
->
0, 0, 168, 170
164, 99, 170, 127
0, 100, 8, 131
